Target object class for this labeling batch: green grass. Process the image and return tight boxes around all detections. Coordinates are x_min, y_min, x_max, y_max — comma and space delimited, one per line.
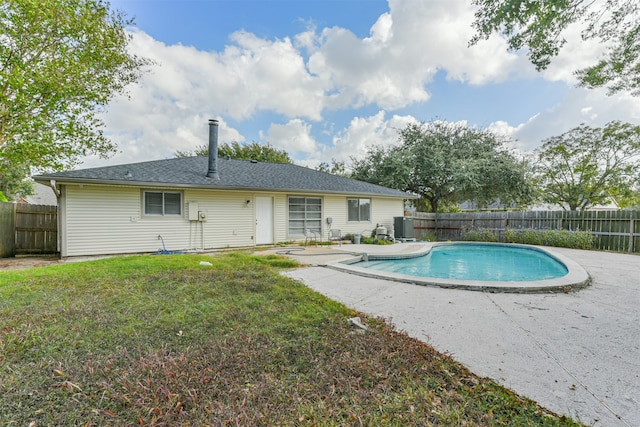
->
0, 252, 583, 426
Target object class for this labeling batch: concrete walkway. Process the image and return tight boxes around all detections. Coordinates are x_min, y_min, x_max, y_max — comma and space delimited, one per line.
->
282, 245, 640, 426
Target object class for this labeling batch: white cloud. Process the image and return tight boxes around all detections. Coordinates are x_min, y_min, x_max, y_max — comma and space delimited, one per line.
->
265, 112, 419, 169
306, 0, 525, 110
261, 119, 318, 156
487, 116, 538, 154
388, 0, 526, 84
580, 107, 597, 120
487, 120, 526, 140
494, 87, 640, 153
128, 29, 328, 121
320, 111, 416, 167
84, 0, 639, 173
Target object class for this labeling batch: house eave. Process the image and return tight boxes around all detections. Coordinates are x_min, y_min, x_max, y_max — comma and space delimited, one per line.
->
33, 176, 417, 199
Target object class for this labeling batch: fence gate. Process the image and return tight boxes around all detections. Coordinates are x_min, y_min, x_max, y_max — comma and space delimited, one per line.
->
15, 204, 58, 255
0, 202, 15, 257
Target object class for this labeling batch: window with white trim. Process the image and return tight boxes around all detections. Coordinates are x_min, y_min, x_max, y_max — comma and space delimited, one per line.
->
347, 198, 371, 222
288, 196, 322, 235
144, 191, 182, 216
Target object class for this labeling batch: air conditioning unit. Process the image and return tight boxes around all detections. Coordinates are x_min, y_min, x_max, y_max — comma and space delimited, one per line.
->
394, 216, 415, 241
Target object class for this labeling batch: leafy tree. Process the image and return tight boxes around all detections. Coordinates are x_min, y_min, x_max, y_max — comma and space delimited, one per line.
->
315, 158, 349, 177
0, 0, 149, 196
470, 0, 640, 96
534, 121, 640, 210
174, 144, 209, 158
351, 145, 412, 193
0, 163, 33, 201
352, 121, 534, 212
175, 141, 294, 164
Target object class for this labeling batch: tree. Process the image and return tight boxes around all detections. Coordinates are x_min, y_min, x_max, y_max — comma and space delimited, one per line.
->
175, 141, 294, 164
315, 158, 349, 177
174, 144, 208, 158
534, 121, 640, 210
470, 0, 640, 96
352, 121, 534, 212
0, 163, 33, 200
351, 145, 412, 193
0, 0, 149, 198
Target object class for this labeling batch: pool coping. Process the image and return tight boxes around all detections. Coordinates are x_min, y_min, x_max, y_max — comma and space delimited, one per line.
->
325, 242, 592, 293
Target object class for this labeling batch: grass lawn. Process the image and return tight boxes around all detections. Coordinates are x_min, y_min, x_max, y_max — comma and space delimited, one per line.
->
0, 252, 583, 426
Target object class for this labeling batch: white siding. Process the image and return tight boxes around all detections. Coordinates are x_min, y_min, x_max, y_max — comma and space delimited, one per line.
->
60, 183, 406, 256
62, 184, 257, 257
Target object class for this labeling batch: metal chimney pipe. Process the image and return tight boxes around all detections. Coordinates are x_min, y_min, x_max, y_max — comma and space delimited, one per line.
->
207, 119, 220, 180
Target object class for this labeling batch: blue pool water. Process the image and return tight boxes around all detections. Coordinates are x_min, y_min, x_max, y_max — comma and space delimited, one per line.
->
357, 243, 568, 281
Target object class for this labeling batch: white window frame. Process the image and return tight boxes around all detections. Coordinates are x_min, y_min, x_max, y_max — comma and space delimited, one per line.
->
347, 198, 371, 222
143, 191, 182, 216
288, 196, 322, 236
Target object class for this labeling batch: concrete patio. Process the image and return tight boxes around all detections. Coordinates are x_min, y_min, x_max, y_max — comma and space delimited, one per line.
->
279, 244, 640, 426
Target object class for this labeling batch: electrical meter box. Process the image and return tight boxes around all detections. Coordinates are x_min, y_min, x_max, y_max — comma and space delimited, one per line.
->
188, 202, 199, 221
198, 211, 207, 221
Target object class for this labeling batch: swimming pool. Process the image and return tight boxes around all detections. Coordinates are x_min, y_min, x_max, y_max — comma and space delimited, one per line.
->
357, 243, 568, 281
328, 242, 591, 293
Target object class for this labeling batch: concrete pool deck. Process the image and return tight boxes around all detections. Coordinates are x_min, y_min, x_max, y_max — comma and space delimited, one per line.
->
277, 243, 640, 426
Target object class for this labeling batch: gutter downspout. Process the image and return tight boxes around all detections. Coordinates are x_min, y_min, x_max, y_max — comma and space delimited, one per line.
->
49, 179, 60, 198
49, 180, 62, 255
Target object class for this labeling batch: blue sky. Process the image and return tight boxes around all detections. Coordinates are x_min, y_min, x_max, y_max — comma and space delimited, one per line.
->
89, 0, 640, 169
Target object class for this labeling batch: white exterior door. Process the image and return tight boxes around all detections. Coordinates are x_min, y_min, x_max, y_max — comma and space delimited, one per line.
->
255, 196, 274, 245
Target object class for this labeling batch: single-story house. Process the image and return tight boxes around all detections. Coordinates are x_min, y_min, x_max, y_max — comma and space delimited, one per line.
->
34, 120, 416, 258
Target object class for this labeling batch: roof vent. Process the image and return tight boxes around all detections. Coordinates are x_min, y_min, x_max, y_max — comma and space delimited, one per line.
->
206, 119, 220, 180
250, 159, 258, 164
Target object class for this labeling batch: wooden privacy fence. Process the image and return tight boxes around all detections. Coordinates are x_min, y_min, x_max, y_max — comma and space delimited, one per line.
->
0, 202, 58, 257
0, 202, 15, 257
410, 210, 640, 253
15, 204, 58, 255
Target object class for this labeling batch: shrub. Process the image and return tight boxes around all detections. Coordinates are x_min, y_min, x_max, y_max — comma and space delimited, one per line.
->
360, 236, 394, 245
504, 228, 596, 249
462, 227, 596, 250
462, 228, 499, 242
420, 231, 437, 242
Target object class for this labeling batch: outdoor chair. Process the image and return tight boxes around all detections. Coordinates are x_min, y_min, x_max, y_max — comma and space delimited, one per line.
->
328, 229, 342, 246
304, 229, 318, 247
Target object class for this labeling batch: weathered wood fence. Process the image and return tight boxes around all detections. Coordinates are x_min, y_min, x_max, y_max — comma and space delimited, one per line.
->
0, 203, 15, 257
0, 202, 58, 257
410, 210, 640, 253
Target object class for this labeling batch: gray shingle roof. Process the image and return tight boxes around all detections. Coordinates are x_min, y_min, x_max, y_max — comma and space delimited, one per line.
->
34, 156, 414, 198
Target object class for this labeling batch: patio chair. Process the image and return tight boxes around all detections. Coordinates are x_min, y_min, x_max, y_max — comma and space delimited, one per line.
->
328, 229, 342, 246
304, 229, 318, 247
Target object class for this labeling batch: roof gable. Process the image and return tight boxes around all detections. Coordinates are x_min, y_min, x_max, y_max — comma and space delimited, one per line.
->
34, 156, 414, 198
